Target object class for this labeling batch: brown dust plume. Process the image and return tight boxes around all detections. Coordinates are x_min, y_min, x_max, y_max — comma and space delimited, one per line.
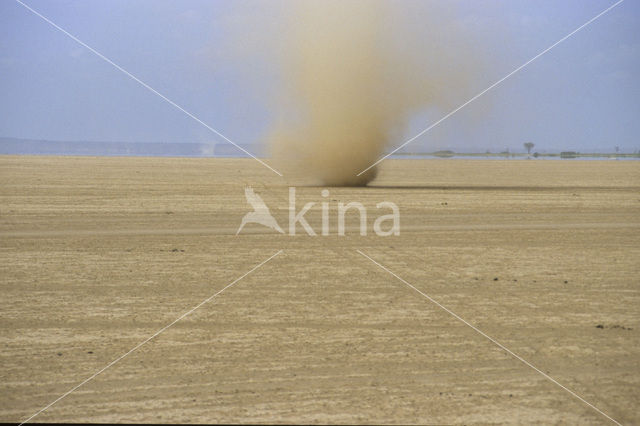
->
224, 1, 483, 186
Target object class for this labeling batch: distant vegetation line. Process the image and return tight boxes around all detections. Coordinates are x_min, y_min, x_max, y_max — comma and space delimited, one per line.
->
0, 138, 637, 158
396, 150, 640, 159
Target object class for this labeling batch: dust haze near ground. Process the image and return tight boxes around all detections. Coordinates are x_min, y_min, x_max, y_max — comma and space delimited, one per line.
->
231, 1, 481, 186
1, 156, 639, 424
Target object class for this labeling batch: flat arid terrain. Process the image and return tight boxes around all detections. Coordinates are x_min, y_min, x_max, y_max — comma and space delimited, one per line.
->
1, 155, 638, 424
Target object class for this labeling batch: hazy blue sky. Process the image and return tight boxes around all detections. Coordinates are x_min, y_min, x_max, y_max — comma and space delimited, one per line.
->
1, 0, 639, 153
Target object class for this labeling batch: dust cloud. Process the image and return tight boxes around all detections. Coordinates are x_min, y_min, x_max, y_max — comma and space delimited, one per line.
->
224, 1, 483, 186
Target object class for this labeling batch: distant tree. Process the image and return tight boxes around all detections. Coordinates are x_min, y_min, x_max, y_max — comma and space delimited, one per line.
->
524, 142, 535, 155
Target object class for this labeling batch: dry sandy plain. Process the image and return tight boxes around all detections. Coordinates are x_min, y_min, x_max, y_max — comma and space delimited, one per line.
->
0, 155, 639, 424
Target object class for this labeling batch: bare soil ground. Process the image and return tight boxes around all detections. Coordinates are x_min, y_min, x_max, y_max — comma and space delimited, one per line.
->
1, 156, 638, 424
